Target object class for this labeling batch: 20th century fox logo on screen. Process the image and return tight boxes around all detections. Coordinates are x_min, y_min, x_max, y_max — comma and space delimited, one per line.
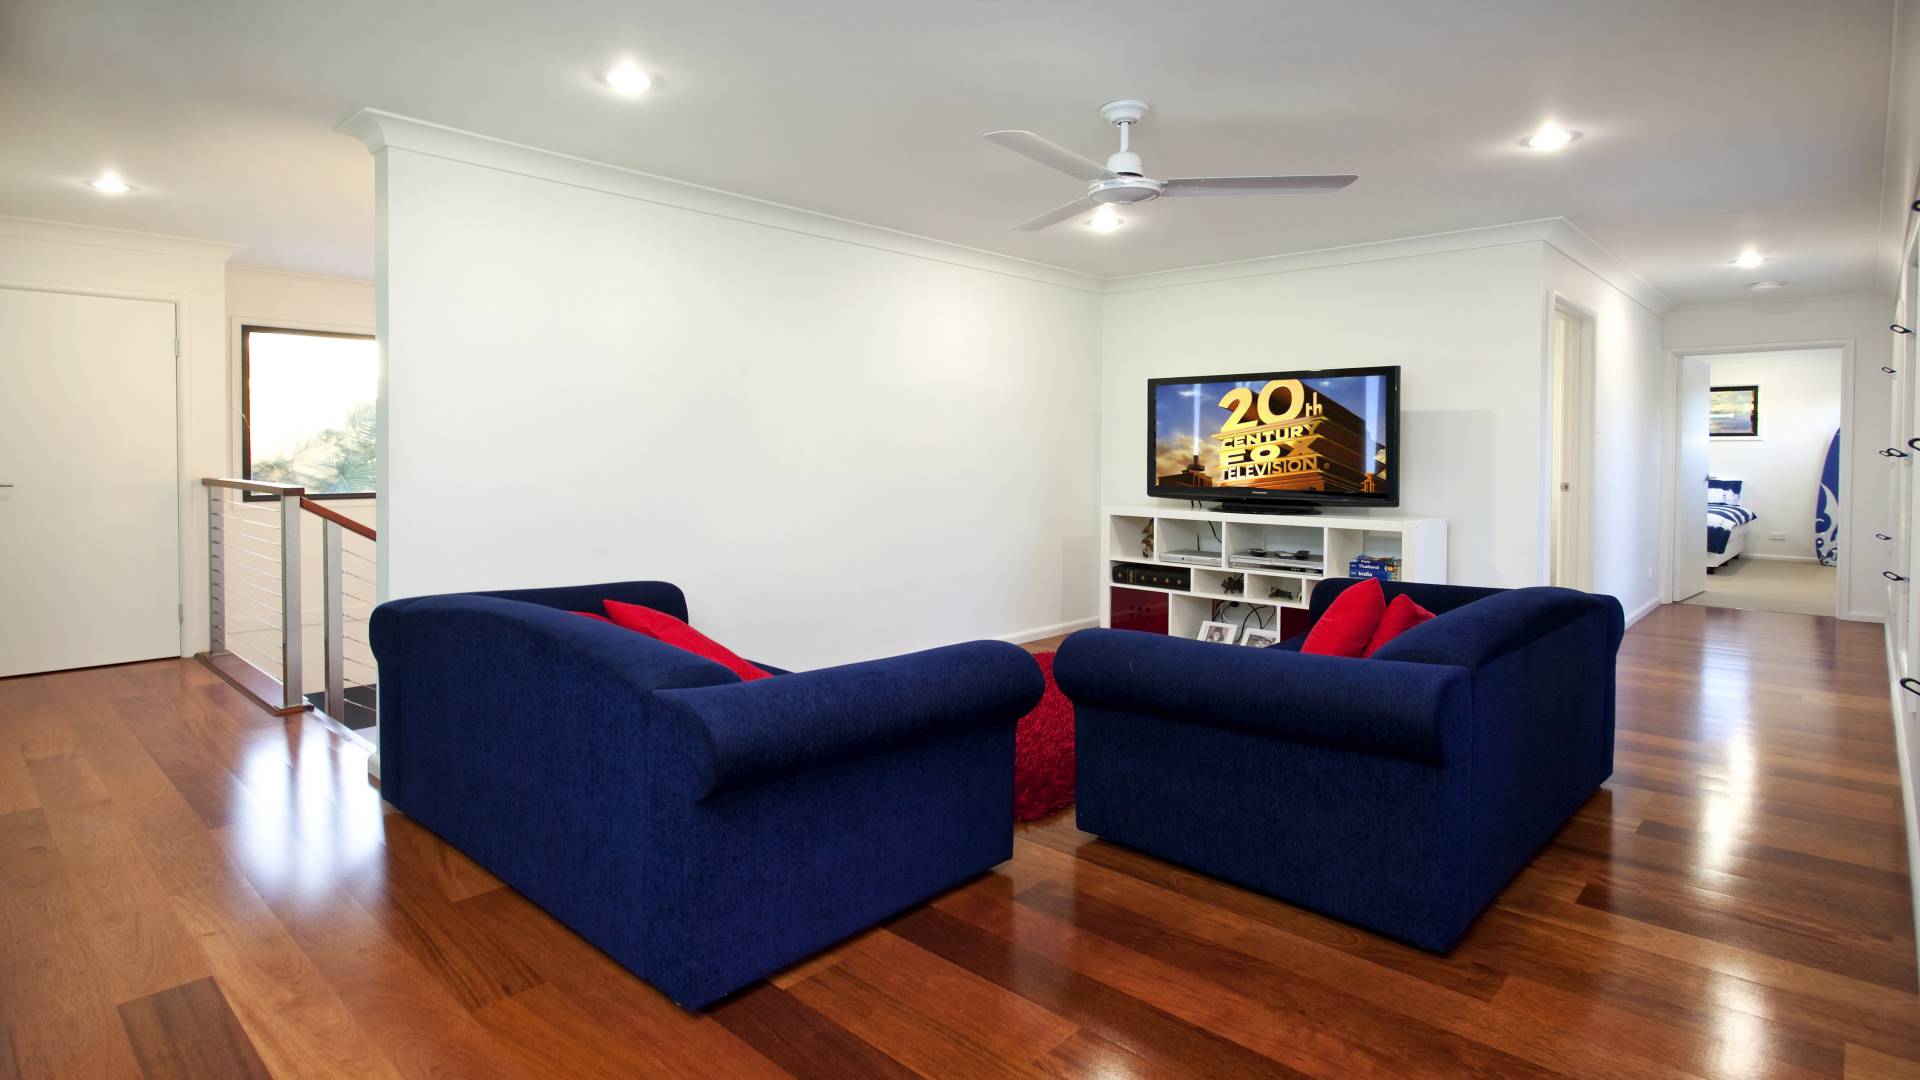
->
1181, 378, 1379, 493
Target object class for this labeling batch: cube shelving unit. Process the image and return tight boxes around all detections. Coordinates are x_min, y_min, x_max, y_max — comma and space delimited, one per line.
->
1102, 504, 1448, 640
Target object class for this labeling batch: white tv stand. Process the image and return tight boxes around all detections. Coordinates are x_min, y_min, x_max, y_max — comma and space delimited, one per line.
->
1101, 504, 1447, 638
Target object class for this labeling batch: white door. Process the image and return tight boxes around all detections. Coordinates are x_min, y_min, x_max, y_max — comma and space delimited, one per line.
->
1550, 307, 1590, 589
0, 288, 181, 676
1674, 356, 1711, 602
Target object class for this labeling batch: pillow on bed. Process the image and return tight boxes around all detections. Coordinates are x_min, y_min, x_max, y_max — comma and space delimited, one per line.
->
1707, 477, 1744, 506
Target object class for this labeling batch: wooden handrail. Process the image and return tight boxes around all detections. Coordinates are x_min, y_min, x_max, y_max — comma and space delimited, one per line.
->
202, 477, 305, 496
300, 497, 377, 541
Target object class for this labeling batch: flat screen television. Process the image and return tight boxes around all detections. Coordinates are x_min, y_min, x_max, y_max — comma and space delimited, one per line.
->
1147, 365, 1400, 511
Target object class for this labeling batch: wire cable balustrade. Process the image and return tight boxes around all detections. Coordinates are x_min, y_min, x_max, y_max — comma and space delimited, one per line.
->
198, 479, 379, 755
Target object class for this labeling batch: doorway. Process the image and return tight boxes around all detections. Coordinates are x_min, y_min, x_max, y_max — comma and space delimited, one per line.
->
1548, 301, 1595, 589
0, 286, 182, 675
1672, 346, 1845, 616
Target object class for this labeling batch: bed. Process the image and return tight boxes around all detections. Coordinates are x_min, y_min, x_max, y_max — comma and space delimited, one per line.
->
1707, 478, 1756, 571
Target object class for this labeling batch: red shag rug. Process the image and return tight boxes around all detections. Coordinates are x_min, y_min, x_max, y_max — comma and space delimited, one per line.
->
1014, 651, 1075, 822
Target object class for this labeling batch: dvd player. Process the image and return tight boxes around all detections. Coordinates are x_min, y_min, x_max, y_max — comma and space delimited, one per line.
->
1159, 549, 1225, 567
1229, 553, 1325, 575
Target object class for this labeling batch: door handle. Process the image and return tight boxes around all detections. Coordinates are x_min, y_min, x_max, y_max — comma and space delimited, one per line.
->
1903, 677, 1920, 697
1887, 571, 1909, 581
1879, 533, 1894, 541
1883, 448, 1911, 458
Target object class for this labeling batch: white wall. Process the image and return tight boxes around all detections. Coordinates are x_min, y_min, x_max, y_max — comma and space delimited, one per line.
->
1103, 243, 1544, 588
1544, 246, 1669, 621
1664, 292, 1895, 619
1880, 0, 1920, 295
1701, 349, 1843, 561
352, 114, 1102, 671
0, 215, 236, 656
1101, 226, 1668, 622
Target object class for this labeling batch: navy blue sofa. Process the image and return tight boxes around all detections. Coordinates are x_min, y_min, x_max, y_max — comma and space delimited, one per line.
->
369, 580, 1043, 1009
1057, 580, 1623, 952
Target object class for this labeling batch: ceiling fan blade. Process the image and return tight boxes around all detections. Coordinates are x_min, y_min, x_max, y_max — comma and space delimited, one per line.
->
1161, 174, 1358, 197
1012, 196, 1098, 232
984, 130, 1115, 182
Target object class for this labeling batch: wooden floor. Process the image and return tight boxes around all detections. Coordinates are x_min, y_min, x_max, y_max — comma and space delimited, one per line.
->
4, 604, 1919, 1078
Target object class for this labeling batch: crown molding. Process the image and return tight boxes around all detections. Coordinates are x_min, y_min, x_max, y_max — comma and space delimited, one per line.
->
1100, 219, 1563, 294
1664, 289, 1895, 320
226, 263, 374, 289
0, 214, 242, 262
334, 111, 1679, 307
337, 108, 1103, 295
1103, 216, 1674, 314
1540, 217, 1673, 317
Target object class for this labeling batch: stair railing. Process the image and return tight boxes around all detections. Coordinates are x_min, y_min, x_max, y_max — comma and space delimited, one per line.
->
200, 478, 305, 713
198, 478, 379, 752
300, 497, 379, 735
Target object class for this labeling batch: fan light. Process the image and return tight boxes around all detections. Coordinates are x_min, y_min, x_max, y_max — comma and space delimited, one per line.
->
1733, 249, 1766, 269
1749, 280, 1788, 292
1522, 123, 1578, 151
604, 60, 652, 96
1087, 204, 1125, 233
88, 172, 132, 194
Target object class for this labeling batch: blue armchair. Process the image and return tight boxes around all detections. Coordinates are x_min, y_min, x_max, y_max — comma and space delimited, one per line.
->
1057, 580, 1622, 952
370, 580, 1043, 1009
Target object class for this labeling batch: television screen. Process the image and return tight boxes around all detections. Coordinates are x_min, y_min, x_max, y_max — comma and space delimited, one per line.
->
1147, 366, 1399, 507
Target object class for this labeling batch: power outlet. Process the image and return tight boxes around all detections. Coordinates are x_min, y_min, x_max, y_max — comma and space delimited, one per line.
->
1769, 531, 1786, 541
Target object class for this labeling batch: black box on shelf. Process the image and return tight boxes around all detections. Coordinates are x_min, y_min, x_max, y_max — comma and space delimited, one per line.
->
1111, 563, 1191, 591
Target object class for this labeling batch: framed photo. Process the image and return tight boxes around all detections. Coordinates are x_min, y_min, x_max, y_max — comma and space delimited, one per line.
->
1239, 627, 1282, 648
1709, 385, 1759, 437
1197, 620, 1238, 644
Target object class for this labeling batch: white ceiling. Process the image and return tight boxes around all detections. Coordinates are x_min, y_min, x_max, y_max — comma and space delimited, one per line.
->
0, 0, 1899, 304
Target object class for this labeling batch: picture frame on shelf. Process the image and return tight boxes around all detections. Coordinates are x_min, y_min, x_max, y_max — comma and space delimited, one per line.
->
1197, 620, 1238, 644
1239, 627, 1281, 648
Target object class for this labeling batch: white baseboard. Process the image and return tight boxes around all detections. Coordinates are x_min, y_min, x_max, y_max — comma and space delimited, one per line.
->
1625, 596, 1661, 628
1001, 616, 1097, 646
1741, 553, 1821, 563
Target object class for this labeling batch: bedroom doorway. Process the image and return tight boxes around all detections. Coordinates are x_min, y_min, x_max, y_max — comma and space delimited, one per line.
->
1548, 302, 1595, 590
1673, 346, 1844, 616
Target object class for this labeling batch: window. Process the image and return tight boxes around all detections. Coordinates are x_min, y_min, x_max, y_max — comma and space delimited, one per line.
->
241, 325, 377, 497
1708, 384, 1760, 438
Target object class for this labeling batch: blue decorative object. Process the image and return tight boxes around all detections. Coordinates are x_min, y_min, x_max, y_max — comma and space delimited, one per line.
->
1816, 428, 1841, 566
369, 580, 1043, 1010
1056, 578, 1622, 953
1347, 555, 1400, 581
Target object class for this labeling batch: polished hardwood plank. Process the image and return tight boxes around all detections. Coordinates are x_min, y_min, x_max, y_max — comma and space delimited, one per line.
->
117, 977, 271, 1080
1, 604, 1918, 1078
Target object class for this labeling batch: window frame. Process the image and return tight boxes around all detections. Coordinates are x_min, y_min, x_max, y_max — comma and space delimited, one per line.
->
239, 323, 378, 501
1707, 383, 1761, 439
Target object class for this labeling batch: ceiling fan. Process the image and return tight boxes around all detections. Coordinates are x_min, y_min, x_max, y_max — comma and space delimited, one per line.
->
984, 100, 1358, 231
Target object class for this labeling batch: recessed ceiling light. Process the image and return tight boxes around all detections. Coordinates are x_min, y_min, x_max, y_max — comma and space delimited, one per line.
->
1733, 249, 1767, 269
87, 172, 132, 195
1086, 204, 1125, 233
1521, 123, 1579, 151
604, 60, 652, 96
1748, 280, 1789, 292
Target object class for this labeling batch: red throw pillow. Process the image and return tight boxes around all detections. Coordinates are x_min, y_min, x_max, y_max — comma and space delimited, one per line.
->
1301, 578, 1386, 658
1363, 593, 1437, 657
601, 599, 772, 681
